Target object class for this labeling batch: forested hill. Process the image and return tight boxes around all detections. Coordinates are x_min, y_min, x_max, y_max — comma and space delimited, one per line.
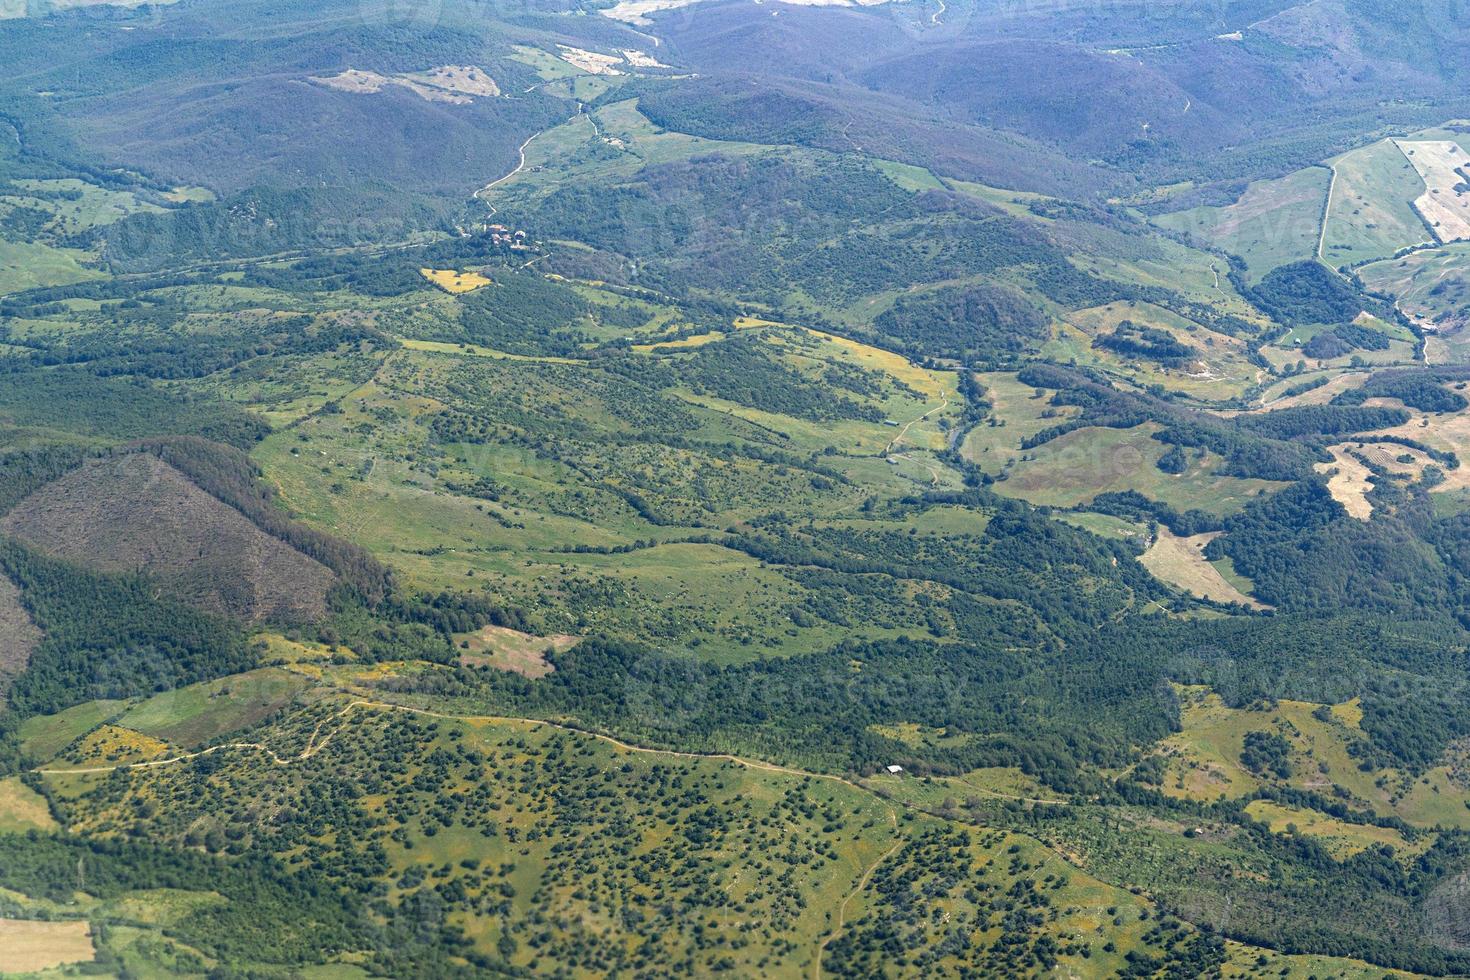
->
2, 0, 1470, 975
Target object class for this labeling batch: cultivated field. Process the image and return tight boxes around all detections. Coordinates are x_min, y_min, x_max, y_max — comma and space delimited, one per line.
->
0, 920, 94, 974
1397, 140, 1470, 243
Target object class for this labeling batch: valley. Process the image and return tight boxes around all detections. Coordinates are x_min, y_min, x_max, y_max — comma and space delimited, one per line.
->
1, 0, 1470, 975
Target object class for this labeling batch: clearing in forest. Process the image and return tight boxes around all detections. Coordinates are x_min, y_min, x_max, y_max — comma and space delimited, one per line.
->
420, 268, 492, 293
455, 625, 579, 678
1139, 528, 1265, 608
311, 66, 498, 104
1315, 445, 1374, 520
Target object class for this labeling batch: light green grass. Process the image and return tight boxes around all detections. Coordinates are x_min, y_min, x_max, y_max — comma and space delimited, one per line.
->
1321, 139, 1434, 268
0, 238, 103, 293
979, 416, 1283, 516
18, 698, 127, 762
117, 667, 312, 748
1155, 167, 1332, 282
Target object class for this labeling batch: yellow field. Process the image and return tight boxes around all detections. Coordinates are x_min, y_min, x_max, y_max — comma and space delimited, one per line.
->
57, 724, 174, 769
0, 919, 94, 973
419, 268, 492, 293
1156, 686, 1470, 829
1140, 528, 1266, 608
1244, 800, 1430, 861
0, 776, 57, 833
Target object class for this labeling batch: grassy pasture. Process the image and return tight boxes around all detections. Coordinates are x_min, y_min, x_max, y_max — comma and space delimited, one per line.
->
1321, 139, 1433, 268
0, 919, 94, 974
1243, 800, 1428, 861
486, 99, 768, 204
1259, 315, 1418, 373
117, 667, 312, 748
1047, 300, 1260, 403
985, 421, 1283, 516
1155, 687, 1470, 830
1358, 242, 1470, 347
1140, 528, 1265, 608
1070, 233, 1264, 317
0, 238, 102, 293
1154, 166, 1331, 283
18, 698, 127, 762
962, 370, 1079, 475
4, 177, 166, 234
0, 776, 57, 832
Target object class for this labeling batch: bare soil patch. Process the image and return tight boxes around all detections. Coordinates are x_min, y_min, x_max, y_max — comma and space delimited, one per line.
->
456, 625, 579, 678
1, 454, 333, 623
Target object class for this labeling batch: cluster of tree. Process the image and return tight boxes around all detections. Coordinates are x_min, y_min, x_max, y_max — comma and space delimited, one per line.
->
1206, 479, 1452, 617
1333, 370, 1470, 413
1239, 729, 1292, 778
1249, 261, 1384, 325
1017, 364, 1319, 480
0, 368, 267, 449
1234, 403, 1409, 440
5, 312, 387, 381
873, 282, 1049, 366
1087, 490, 1223, 536
1301, 320, 1393, 360
1093, 320, 1197, 367
674, 333, 881, 423
103, 185, 456, 273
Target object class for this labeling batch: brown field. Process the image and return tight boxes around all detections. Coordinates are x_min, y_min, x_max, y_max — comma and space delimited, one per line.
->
0, 570, 40, 695
420, 268, 492, 293
1140, 528, 1266, 608
312, 66, 498, 104
1315, 445, 1375, 520
556, 45, 623, 75
456, 625, 580, 678
1, 454, 334, 623
1397, 140, 1470, 242
0, 920, 94, 973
